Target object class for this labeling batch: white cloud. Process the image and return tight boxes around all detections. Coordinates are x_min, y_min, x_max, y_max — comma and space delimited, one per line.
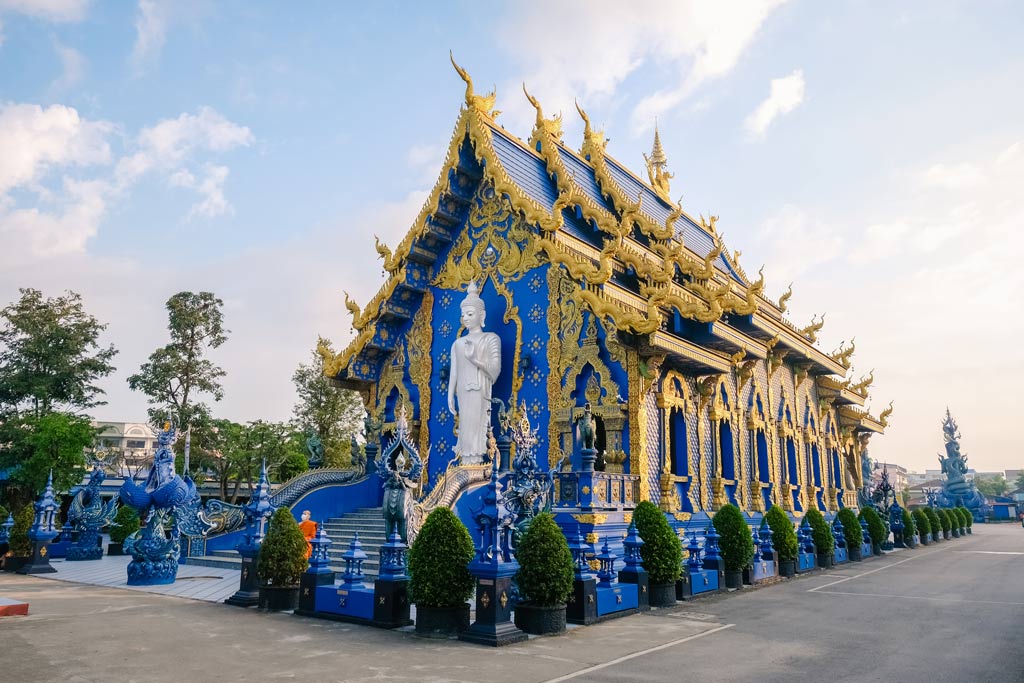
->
50, 38, 85, 91
0, 101, 251, 259
171, 163, 232, 219
743, 69, 805, 138
920, 162, 985, 190
131, 0, 166, 71
751, 204, 843, 283
0, 102, 111, 194
494, 0, 787, 136
0, 0, 89, 22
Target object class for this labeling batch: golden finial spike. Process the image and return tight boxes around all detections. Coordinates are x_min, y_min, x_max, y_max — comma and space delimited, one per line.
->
449, 51, 498, 117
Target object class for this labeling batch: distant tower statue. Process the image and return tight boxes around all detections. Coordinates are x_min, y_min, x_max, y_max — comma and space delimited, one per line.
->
643, 121, 674, 198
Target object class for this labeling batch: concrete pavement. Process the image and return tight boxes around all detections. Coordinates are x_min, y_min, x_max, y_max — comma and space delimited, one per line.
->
1, 524, 1021, 683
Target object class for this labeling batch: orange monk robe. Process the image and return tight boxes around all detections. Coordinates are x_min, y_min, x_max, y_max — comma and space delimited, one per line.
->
298, 520, 318, 559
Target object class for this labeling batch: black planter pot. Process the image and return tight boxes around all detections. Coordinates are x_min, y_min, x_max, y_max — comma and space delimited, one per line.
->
932, 532, 941, 543
415, 604, 471, 637
107, 542, 124, 556
967, 528, 972, 534
872, 544, 882, 556
779, 560, 796, 577
3, 556, 28, 573
848, 545, 862, 562
919, 535, 929, 545
724, 570, 743, 589
260, 586, 299, 612
648, 582, 677, 607
816, 553, 834, 569
514, 603, 566, 636
943, 530, 950, 540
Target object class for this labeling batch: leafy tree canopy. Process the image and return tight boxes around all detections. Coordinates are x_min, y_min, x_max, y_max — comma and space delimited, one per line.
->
975, 474, 1009, 497
127, 291, 227, 432
291, 342, 363, 467
0, 288, 116, 417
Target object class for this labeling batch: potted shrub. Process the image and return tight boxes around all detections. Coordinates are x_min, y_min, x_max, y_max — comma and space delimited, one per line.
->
938, 509, 952, 539
805, 509, 835, 568
836, 508, 864, 560
108, 505, 140, 556
924, 508, 942, 542
3, 505, 34, 573
712, 504, 754, 589
902, 508, 917, 548
858, 507, 887, 554
765, 505, 798, 577
408, 507, 475, 636
955, 507, 968, 534
513, 513, 574, 635
954, 507, 970, 532
633, 501, 681, 607
912, 509, 931, 545
256, 507, 308, 611
948, 508, 961, 537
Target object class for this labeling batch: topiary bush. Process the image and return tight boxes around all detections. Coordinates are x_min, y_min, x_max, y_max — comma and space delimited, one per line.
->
633, 501, 682, 584
257, 507, 309, 588
109, 505, 140, 544
938, 509, 952, 533
912, 508, 931, 538
836, 507, 863, 548
902, 508, 915, 538
9, 504, 34, 557
805, 508, 834, 554
960, 506, 973, 528
858, 507, 887, 546
408, 507, 475, 608
765, 505, 798, 562
955, 507, 968, 528
515, 513, 573, 607
712, 504, 755, 572
924, 508, 942, 539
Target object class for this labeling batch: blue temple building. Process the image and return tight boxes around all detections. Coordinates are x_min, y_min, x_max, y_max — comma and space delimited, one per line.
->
317, 59, 889, 536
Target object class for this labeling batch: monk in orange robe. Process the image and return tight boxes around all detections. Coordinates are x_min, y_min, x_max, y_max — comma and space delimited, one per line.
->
298, 510, 317, 559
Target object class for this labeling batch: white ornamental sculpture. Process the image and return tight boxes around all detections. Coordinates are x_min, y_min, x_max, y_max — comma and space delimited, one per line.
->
447, 281, 501, 465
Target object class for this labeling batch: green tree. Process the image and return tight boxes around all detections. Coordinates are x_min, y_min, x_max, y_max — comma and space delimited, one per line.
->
0, 288, 117, 417
975, 475, 1009, 497
633, 500, 682, 584
765, 505, 798, 562
11, 412, 95, 496
291, 342, 364, 467
514, 513, 574, 606
257, 507, 309, 588
127, 292, 227, 474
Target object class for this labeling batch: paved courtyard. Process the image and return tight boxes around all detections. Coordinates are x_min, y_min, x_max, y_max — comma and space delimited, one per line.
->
1, 524, 1021, 683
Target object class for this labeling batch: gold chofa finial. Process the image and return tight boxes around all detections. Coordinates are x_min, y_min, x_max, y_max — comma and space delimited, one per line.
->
449, 51, 499, 118
522, 83, 563, 141
643, 120, 673, 199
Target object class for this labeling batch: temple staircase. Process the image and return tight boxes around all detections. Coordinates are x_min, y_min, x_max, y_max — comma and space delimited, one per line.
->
321, 507, 386, 580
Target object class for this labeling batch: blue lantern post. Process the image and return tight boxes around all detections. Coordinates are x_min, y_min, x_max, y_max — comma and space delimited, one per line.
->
297, 522, 334, 615
372, 531, 413, 628
18, 471, 60, 574
0, 513, 14, 547
459, 462, 527, 647
226, 460, 275, 607
618, 521, 649, 611
566, 525, 598, 624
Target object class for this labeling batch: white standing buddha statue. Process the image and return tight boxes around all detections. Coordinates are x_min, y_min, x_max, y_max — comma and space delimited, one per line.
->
447, 281, 501, 464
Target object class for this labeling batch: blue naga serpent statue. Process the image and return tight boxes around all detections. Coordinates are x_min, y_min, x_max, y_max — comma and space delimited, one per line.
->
66, 464, 118, 561
119, 425, 199, 585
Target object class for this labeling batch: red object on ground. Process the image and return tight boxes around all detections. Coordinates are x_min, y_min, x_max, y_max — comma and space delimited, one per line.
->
0, 596, 29, 617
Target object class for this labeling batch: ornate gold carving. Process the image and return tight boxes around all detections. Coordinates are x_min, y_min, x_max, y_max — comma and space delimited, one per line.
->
500, 591, 508, 609
408, 290, 434, 477
778, 282, 793, 313
879, 401, 894, 428
849, 369, 874, 398
659, 471, 681, 513
572, 513, 608, 525
672, 512, 691, 522
799, 314, 825, 344
831, 337, 855, 368
450, 52, 499, 118
523, 83, 563, 142
374, 235, 400, 275
480, 591, 491, 608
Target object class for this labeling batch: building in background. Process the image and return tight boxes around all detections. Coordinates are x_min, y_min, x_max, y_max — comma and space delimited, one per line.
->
93, 421, 157, 477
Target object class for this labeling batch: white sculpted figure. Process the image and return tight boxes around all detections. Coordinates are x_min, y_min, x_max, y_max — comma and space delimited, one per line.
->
447, 281, 501, 464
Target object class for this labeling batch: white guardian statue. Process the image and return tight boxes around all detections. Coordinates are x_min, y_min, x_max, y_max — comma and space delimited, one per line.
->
447, 281, 501, 464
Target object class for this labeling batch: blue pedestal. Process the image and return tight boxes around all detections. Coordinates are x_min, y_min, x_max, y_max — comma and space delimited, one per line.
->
834, 547, 849, 564
749, 559, 776, 582
314, 582, 376, 622
596, 583, 638, 616
797, 551, 816, 572
690, 568, 720, 596
860, 541, 873, 558
47, 539, 72, 559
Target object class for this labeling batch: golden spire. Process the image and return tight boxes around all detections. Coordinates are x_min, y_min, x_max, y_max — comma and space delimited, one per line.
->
643, 120, 673, 199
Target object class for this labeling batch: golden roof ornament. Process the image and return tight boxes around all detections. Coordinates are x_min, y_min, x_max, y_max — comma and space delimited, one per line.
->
799, 313, 825, 344
523, 83, 563, 142
699, 213, 719, 235
831, 337, 856, 368
643, 122, 673, 199
778, 282, 793, 312
575, 100, 608, 159
449, 51, 500, 118
879, 401, 894, 428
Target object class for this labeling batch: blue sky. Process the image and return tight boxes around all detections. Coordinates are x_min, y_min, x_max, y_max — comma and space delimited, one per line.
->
1, 1, 1022, 472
